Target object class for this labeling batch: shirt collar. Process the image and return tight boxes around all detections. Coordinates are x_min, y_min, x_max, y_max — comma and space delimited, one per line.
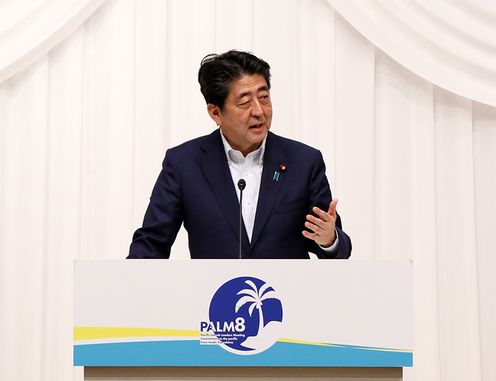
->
220, 129, 266, 165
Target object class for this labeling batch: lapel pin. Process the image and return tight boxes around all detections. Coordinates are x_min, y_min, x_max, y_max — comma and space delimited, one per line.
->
273, 164, 287, 182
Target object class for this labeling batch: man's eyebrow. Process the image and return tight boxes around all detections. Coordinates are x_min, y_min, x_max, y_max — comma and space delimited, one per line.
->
237, 86, 270, 99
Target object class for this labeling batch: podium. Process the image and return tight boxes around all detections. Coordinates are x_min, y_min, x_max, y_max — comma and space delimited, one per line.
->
74, 260, 412, 380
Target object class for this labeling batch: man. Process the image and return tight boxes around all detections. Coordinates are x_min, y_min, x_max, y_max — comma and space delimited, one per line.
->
128, 50, 351, 259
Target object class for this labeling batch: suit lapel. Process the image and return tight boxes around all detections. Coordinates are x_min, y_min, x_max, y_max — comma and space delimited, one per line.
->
251, 132, 288, 248
199, 130, 250, 254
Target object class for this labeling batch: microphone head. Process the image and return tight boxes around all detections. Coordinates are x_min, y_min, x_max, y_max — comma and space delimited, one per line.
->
237, 179, 246, 191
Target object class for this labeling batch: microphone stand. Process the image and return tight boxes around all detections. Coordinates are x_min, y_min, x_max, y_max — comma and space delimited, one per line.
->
237, 179, 246, 259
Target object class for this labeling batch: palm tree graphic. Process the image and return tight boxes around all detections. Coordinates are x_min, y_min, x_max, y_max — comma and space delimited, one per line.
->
235, 280, 278, 336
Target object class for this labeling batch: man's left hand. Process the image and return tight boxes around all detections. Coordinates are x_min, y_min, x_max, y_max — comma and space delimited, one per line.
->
302, 199, 338, 247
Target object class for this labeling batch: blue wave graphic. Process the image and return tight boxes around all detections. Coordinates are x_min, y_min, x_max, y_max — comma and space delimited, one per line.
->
74, 340, 413, 367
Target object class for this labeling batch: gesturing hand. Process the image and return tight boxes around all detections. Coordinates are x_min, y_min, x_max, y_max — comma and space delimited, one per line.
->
302, 199, 338, 247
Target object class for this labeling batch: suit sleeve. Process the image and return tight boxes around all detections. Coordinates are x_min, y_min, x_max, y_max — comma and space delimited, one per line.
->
128, 149, 183, 259
306, 150, 352, 259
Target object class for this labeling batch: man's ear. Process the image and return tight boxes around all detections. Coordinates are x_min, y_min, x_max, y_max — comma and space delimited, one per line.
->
207, 103, 222, 126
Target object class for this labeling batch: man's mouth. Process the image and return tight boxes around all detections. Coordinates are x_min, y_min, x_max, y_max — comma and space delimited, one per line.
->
249, 123, 264, 129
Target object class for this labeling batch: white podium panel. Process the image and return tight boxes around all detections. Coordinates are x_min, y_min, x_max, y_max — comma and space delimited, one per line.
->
74, 260, 412, 367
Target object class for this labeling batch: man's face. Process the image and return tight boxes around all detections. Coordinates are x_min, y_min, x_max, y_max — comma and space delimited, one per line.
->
208, 74, 272, 156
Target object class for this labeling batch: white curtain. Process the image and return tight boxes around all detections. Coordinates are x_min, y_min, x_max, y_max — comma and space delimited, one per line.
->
0, 1, 495, 380
328, 0, 496, 107
0, 0, 106, 83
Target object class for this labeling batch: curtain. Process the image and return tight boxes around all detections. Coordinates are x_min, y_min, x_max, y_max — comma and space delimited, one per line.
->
0, 1, 495, 380
328, 0, 496, 107
0, 0, 105, 83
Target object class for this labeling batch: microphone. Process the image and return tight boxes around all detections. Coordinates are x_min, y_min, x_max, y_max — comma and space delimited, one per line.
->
237, 179, 246, 259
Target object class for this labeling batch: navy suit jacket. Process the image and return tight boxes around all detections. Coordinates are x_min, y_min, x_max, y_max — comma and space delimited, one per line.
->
128, 129, 351, 259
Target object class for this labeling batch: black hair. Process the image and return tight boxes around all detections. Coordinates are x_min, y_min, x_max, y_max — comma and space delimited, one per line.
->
198, 50, 271, 109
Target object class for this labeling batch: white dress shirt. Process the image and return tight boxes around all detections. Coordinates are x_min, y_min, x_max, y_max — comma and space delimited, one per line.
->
220, 131, 265, 242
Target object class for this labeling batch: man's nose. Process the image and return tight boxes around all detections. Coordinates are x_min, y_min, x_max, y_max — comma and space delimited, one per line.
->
251, 99, 263, 117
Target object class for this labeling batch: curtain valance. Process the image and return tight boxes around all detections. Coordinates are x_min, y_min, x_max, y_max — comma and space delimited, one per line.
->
328, 0, 496, 106
0, 0, 105, 84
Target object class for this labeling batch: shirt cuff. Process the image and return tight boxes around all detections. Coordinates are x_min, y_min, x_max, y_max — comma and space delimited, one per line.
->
320, 230, 339, 253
